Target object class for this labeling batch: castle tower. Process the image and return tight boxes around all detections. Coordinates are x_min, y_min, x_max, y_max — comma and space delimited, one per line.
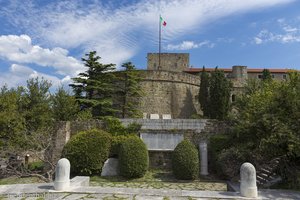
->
231, 65, 248, 80
147, 53, 189, 72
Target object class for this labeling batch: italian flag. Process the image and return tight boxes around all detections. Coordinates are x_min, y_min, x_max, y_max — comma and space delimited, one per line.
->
160, 16, 167, 26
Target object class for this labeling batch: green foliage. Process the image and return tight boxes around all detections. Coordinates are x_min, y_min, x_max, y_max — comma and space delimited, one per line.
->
172, 140, 199, 180
103, 116, 141, 136
220, 71, 300, 182
23, 77, 53, 131
62, 129, 111, 175
262, 69, 272, 81
216, 147, 248, 178
110, 135, 139, 157
0, 86, 26, 146
52, 87, 80, 121
115, 62, 143, 118
199, 66, 210, 117
28, 161, 44, 171
119, 137, 149, 178
209, 68, 232, 120
70, 51, 116, 118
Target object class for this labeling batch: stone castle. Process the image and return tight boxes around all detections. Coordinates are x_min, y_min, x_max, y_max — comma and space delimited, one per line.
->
137, 53, 290, 119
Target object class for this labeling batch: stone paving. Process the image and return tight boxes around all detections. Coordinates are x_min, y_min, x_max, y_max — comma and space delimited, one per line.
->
90, 181, 227, 191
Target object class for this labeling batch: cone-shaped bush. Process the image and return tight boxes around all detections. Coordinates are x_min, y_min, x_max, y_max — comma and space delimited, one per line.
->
172, 140, 199, 180
119, 137, 149, 178
62, 129, 111, 175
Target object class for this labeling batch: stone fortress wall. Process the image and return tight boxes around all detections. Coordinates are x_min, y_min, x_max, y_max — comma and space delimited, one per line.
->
137, 70, 201, 119
137, 53, 291, 118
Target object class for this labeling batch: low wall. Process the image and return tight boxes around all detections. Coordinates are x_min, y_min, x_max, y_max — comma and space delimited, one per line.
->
50, 119, 231, 169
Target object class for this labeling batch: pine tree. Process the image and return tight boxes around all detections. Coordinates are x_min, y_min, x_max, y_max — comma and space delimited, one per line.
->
52, 87, 80, 121
69, 51, 116, 118
198, 66, 210, 117
209, 67, 232, 120
116, 62, 143, 118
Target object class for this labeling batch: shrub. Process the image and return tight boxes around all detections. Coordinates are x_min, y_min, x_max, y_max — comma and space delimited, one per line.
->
62, 129, 111, 175
28, 161, 44, 171
110, 135, 138, 157
119, 137, 149, 178
172, 140, 199, 180
102, 116, 141, 136
216, 147, 248, 179
209, 134, 232, 175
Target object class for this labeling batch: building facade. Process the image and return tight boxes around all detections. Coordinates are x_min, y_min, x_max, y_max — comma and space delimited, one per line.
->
137, 53, 292, 119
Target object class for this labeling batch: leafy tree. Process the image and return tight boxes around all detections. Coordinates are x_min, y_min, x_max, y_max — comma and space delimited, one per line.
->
209, 68, 232, 120
198, 66, 210, 117
70, 51, 116, 118
115, 62, 143, 118
52, 87, 80, 121
234, 71, 300, 159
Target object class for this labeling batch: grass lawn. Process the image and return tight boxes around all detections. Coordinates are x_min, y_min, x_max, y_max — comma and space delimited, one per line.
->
90, 169, 227, 191
0, 176, 45, 185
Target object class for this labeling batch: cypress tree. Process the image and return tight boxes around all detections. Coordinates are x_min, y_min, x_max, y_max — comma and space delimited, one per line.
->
209, 67, 232, 120
262, 69, 272, 82
199, 66, 210, 117
116, 62, 143, 118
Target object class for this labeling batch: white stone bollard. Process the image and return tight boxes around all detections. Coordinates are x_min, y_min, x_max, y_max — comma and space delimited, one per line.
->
199, 141, 208, 175
54, 158, 70, 191
240, 162, 258, 198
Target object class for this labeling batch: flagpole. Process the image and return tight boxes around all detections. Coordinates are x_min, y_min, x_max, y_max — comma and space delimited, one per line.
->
159, 14, 161, 69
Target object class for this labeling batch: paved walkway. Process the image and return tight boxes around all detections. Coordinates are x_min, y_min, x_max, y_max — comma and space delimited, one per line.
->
0, 183, 299, 199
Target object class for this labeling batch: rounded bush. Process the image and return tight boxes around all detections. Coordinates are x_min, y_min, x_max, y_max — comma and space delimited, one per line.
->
172, 140, 199, 180
62, 129, 111, 175
110, 135, 137, 157
119, 137, 149, 178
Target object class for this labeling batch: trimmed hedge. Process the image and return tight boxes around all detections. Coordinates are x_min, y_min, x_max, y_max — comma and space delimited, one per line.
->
119, 137, 149, 178
62, 129, 111, 175
172, 140, 199, 180
110, 135, 138, 157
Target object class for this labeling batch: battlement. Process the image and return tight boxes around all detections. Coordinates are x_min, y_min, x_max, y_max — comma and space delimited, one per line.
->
147, 53, 189, 72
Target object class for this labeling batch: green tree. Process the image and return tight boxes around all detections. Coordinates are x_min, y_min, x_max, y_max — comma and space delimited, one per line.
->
52, 87, 80, 121
0, 86, 26, 147
198, 66, 210, 117
70, 51, 116, 118
116, 62, 143, 118
209, 68, 232, 120
262, 69, 272, 81
23, 77, 53, 131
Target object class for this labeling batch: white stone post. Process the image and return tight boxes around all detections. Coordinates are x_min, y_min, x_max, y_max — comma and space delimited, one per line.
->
240, 162, 258, 198
54, 158, 70, 191
199, 141, 208, 175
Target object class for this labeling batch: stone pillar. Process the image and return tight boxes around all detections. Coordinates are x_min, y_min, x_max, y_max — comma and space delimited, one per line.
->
199, 141, 208, 175
54, 158, 70, 191
240, 162, 258, 198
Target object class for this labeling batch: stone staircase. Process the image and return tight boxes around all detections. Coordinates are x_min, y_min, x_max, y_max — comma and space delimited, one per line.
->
256, 157, 283, 188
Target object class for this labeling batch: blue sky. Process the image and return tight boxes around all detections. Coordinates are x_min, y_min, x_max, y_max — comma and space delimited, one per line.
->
0, 0, 300, 89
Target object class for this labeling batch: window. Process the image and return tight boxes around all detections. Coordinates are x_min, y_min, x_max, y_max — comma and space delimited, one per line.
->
258, 74, 262, 79
231, 94, 236, 102
283, 74, 287, 79
272, 74, 275, 78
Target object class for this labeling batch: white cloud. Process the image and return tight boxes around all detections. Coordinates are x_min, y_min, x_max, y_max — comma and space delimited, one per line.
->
0, 64, 70, 89
166, 40, 214, 50
0, 34, 83, 76
0, 0, 294, 66
254, 19, 300, 44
